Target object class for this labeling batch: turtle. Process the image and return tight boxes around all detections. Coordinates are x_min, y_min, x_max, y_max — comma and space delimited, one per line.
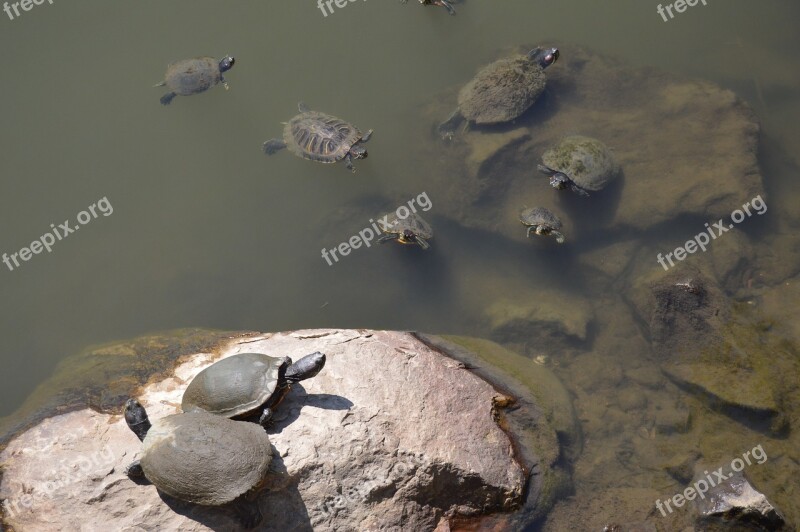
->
263, 103, 373, 173
438, 46, 559, 139
519, 207, 565, 243
400, 0, 457, 16
537, 135, 620, 197
155, 55, 235, 106
377, 211, 433, 249
123, 399, 272, 506
181, 351, 326, 427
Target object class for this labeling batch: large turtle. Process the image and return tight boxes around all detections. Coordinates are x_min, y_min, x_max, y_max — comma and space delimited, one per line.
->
519, 207, 565, 243
155, 55, 235, 106
537, 135, 620, 197
263, 103, 373, 173
438, 46, 559, 139
400, 0, 457, 16
181, 352, 326, 427
123, 399, 272, 507
378, 211, 433, 249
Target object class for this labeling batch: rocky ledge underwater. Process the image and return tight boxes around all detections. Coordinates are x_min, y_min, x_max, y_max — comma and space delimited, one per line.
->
1, 43, 799, 532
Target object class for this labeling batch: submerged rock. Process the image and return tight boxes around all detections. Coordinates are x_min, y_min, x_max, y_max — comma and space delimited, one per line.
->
0, 329, 574, 531
693, 472, 789, 531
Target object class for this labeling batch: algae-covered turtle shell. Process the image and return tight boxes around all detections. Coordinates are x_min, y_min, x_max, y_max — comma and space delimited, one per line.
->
438, 47, 559, 139
378, 212, 434, 249
156, 56, 235, 105
138, 410, 272, 505
538, 135, 619, 195
519, 207, 565, 243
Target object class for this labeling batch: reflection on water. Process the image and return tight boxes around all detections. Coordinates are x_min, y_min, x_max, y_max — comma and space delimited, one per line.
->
1, 0, 799, 529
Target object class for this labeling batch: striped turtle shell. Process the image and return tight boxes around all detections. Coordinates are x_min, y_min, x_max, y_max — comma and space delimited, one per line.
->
284, 111, 364, 163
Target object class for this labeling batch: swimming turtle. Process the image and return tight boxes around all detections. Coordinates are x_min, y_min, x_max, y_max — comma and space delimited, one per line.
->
377, 211, 433, 249
181, 352, 326, 427
263, 103, 373, 173
519, 207, 565, 243
401, 0, 457, 16
155, 55, 235, 106
123, 399, 272, 506
537, 135, 619, 197
438, 46, 559, 139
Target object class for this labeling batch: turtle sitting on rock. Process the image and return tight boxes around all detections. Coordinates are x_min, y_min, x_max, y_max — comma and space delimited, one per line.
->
519, 207, 565, 243
263, 103, 373, 173
438, 46, 559, 140
401, 0, 457, 16
155, 55, 235, 106
537, 135, 620, 197
181, 352, 326, 427
123, 399, 272, 507
378, 211, 434, 250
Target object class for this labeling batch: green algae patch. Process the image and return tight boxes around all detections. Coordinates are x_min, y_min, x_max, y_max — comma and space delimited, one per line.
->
0, 328, 252, 446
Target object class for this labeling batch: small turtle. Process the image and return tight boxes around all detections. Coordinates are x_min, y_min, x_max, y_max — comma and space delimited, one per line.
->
263, 103, 373, 173
377, 211, 433, 249
537, 135, 619, 197
181, 352, 326, 427
438, 46, 559, 139
155, 55, 235, 106
123, 399, 272, 506
519, 207, 565, 243
400, 0, 457, 16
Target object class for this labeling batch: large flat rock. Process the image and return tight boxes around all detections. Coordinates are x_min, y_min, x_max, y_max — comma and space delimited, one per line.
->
0, 330, 536, 531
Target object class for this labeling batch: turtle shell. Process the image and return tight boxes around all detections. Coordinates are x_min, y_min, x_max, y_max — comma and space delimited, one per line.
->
140, 411, 272, 505
181, 353, 289, 418
284, 112, 363, 163
541, 136, 620, 192
379, 212, 434, 240
519, 207, 562, 230
458, 55, 548, 125
164, 57, 221, 96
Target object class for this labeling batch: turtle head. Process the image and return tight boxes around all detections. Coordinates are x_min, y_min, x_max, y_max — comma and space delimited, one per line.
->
528, 47, 559, 69
400, 229, 417, 244
285, 352, 326, 383
548, 172, 571, 190
124, 398, 152, 442
350, 143, 368, 160
219, 55, 235, 73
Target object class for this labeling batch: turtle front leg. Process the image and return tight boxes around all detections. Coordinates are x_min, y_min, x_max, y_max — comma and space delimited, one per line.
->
438, 110, 464, 140
344, 153, 356, 173
415, 236, 431, 250
436, 0, 456, 15
258, 407, 274, 428
263, 139, 287, 155
221, 76, 230, 90
551, 230, 566, 244
526, 226, 534, 239
361, 129, 374, 143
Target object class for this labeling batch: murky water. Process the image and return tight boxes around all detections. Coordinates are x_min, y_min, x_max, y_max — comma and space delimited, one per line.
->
1, 0, 799, 529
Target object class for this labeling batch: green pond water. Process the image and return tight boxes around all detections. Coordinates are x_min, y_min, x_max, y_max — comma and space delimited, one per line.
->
1, 0, 799, 529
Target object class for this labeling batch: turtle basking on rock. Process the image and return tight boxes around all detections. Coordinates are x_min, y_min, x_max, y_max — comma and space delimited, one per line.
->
123, 399, 271, 507
263, 103, 373, 173
538, 135, 620, 197
378, 212, 434, 250
155, 55, 235, 106
438, 46, 559, 139
519, 207, 565, 243
181, 352, 326, 427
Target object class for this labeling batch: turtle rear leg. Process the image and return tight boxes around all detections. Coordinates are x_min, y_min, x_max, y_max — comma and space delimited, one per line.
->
436, 0, 456, 15
160, 92, 177, 106
438, 110, 464, 140
125, 460, 146, 480
263, 139, 287, 155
